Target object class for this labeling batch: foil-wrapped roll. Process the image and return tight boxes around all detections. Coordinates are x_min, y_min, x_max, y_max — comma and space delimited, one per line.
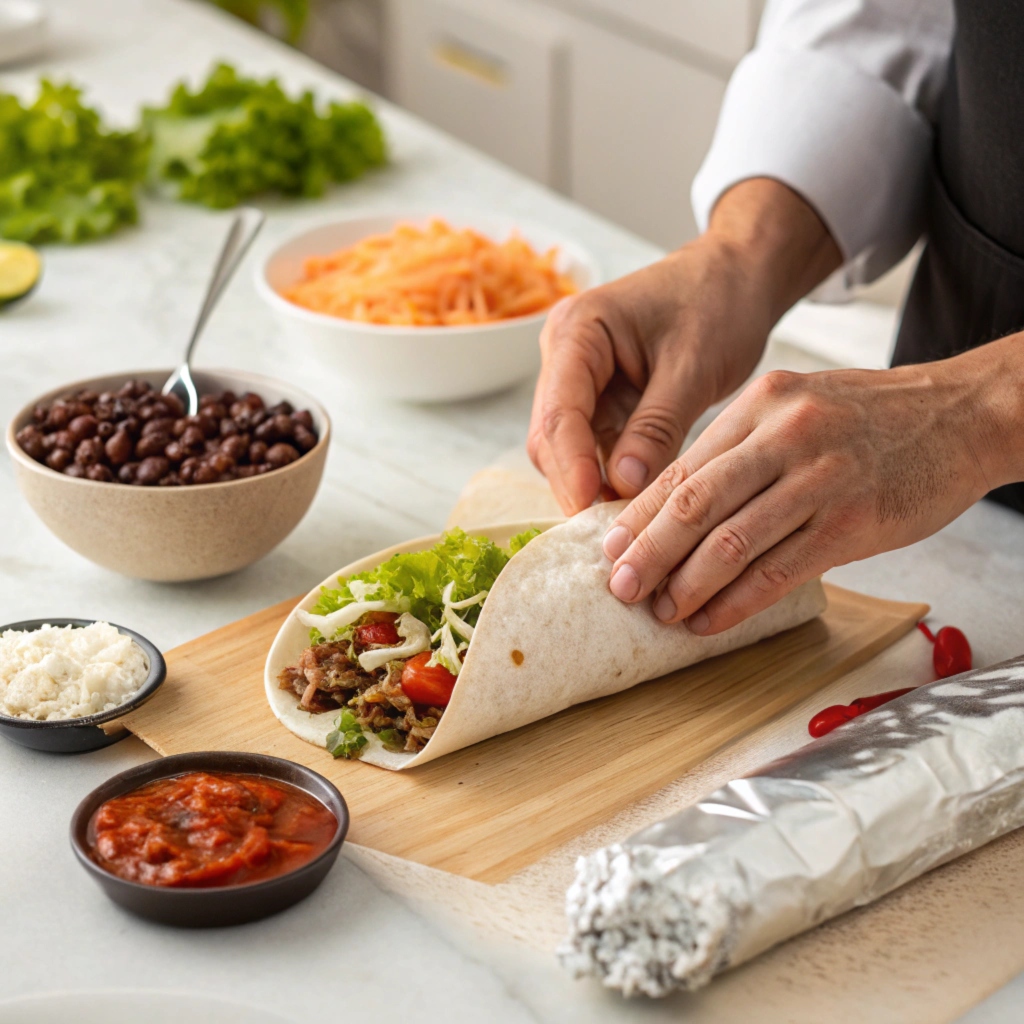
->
560, 655, 1024, 997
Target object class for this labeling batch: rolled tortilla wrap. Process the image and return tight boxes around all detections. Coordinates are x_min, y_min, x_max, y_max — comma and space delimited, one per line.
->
265, 502, 828, 770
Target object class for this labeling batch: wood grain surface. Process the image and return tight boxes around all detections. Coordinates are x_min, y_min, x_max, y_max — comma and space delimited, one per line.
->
121, 584, 925, 883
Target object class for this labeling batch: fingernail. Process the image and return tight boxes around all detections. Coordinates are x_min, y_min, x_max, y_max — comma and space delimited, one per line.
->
688, 611, 710, 635
616, 455, 648, 491
603, 525, 632, 561
609, 564, 641, 602
653, 591, 676, 622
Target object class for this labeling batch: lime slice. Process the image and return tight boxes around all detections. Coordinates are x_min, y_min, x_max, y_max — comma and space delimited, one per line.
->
0, 241, 42, 306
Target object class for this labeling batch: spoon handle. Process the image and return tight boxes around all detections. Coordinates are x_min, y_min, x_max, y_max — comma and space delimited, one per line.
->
183, 206, 265, 365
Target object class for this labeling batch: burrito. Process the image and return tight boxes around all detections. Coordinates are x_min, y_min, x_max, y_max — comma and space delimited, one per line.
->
264, 502, 828, 770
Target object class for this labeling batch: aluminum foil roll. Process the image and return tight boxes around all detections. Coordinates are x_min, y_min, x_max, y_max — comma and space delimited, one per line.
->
560, 655, 1024, 997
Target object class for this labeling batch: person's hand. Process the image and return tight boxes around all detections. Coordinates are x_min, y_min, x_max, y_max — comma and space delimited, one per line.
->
528, 179, 843, 514
600, 347, 1019, 635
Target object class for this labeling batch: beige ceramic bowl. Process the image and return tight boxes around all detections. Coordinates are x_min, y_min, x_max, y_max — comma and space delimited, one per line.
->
6, 368, 330, 582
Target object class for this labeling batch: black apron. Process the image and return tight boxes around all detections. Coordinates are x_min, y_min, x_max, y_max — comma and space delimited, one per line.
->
892, 0, 1024, 513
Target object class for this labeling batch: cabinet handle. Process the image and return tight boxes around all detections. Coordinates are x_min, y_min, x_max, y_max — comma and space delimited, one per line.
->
433, 35, 508, 88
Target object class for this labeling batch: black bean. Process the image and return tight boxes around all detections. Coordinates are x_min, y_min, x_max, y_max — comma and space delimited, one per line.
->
75, 438, 105, 467
105, 431, 134, 466
292, 425, 317, 453
68, 414, 99, 442
16, 426, 45, 460
136, 456, 170, 485
46, 449, 72, 471
265, 443, 300, 469
135, 433, 171, 459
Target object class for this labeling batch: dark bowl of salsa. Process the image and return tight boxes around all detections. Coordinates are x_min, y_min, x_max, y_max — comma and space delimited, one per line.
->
70, 751, 348, 927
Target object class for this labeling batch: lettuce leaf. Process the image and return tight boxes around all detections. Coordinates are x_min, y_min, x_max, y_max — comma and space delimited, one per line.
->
312, 528, 540, 636
0, 81, 147, 244
326, 709, 367, 759
143, 63, 386, 208
376, 728, 405, 753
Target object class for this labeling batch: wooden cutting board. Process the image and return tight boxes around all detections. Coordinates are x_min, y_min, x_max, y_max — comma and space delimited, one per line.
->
121, 583, 925, 884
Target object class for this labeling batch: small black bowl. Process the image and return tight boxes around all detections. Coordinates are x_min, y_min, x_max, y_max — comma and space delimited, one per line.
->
0, 617, 167, 753
70, 751, 349, 927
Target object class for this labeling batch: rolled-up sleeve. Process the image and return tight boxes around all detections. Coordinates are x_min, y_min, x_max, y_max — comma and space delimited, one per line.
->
692, 0, 954, 290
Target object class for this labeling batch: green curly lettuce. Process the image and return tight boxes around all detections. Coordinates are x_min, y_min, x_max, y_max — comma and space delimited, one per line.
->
312, 527, 540, 637
0, 81, 147, 244
143, 63, 386, 208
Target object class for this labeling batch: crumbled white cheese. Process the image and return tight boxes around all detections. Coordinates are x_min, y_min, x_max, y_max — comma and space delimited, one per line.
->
357, 613, 431, 672
0, 622, 149, 722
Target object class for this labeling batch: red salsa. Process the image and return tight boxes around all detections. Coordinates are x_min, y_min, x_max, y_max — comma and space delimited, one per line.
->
88, 771, 337, 888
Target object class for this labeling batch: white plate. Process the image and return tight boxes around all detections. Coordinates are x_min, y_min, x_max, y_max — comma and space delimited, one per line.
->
0, 1, 46, 67
255, 210, 600, 402
0, 991, 294, 1024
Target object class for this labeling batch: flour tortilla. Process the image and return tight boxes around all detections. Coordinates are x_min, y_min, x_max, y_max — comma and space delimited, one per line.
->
265, 501, 827, 770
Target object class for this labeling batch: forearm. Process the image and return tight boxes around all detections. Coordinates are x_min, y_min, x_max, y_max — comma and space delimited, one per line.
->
704, 177, 843, 325
948, 333, 1024, 489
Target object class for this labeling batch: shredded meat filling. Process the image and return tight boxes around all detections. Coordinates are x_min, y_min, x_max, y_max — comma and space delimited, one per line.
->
278, 612, 450, 754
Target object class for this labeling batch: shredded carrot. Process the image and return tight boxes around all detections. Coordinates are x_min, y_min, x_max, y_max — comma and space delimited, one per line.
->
280, 218, 578, 326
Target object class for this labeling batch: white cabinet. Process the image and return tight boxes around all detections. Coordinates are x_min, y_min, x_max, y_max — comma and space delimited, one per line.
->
385, 0, 756, 249
567, 0, 759, 66
387, 0, 569, 188
565, 15, 727, 248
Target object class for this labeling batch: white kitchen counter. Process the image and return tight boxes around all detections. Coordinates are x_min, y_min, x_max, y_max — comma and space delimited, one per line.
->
1, 1, 1022, 1021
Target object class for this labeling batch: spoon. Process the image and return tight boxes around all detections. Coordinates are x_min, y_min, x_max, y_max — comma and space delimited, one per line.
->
162, 206, 265, 416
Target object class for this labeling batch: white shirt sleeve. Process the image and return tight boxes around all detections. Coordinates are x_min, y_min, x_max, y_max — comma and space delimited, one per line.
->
691, 0, 955, 292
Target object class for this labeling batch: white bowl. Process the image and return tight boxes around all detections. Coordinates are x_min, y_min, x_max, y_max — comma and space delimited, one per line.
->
255, 211, 600, 402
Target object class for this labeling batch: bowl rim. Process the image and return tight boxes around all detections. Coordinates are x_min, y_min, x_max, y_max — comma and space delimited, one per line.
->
255, 207, 602, 337
5, 366, 332, 492
69, 751, 349, 896
0, 617, 167, 730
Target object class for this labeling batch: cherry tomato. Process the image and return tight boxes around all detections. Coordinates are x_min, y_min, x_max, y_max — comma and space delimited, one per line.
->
355, 621, 401, 646
933, 626, 972, 678
400, 652, 457, 707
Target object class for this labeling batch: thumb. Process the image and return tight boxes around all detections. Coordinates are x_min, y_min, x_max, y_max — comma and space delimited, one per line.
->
605, 367, 700, 497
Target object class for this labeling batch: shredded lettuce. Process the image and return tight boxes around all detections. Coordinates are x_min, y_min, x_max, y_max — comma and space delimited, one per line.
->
312, 528, 540, 638
376, 728, 405, 753
143, 63, 386, 208
429, 620, 464, 676
325, 709, 367, 759
0, 81, 147, 244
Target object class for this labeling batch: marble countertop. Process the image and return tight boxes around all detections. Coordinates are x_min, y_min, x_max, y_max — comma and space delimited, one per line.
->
1, 1, 1022, 1020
